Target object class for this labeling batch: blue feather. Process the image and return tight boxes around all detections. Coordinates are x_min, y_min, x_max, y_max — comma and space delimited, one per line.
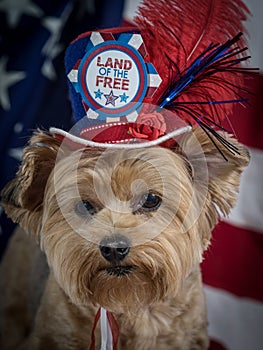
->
159, 33, 248, 109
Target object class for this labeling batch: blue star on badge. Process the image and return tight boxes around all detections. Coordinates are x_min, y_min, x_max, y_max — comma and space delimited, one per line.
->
119, 92, 129, 103
94, 88, 103, 99
104, 90, 119, 106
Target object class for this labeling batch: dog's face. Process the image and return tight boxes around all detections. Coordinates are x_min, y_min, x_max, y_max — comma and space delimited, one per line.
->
1, 127, 249, 313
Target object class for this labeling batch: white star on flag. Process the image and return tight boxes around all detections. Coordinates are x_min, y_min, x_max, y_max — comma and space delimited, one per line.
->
8, 148, 23, 161
0, 0, 43, 28
41, 3, 73, 80
7, 122, 24, 161
0, 57, 26, 111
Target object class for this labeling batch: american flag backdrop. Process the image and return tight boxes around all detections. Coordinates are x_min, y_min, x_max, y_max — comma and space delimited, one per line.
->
123, 0, 263, 349
1, 1, 263, 350
0, 0, 125, 257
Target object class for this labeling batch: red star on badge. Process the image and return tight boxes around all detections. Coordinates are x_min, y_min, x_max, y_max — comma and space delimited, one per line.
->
104, 90, 119, 106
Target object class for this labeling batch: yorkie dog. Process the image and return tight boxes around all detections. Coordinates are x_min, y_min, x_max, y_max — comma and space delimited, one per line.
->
0, 126, 249, 349
0, 0, 252, 348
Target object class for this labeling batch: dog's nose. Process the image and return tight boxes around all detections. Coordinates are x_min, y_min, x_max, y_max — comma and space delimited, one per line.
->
99, 234, 130, 263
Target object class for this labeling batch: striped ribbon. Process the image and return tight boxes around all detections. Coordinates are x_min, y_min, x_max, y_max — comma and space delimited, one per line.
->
89, 307, 120, 350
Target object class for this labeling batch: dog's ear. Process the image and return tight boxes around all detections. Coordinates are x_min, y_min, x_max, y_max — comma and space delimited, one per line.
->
179, 126, 249, 219
1, 130, 62, 236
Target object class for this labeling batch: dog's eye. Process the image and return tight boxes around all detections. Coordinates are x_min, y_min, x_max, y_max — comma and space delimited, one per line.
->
140, 192, 162, 211
75, 201, 97, 216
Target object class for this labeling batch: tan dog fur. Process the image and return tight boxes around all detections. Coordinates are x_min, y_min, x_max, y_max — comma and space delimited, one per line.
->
0, 126, 249, 349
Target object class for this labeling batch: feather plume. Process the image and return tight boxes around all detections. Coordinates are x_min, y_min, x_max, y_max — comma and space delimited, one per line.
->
134, 0, 257, 157
135, 0, 249, 71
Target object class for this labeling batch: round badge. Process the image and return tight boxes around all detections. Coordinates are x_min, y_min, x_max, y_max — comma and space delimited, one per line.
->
78, 42, 148, 117
67, 32, 162, 121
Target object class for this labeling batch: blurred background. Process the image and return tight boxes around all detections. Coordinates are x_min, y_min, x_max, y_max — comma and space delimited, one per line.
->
0, 0, 262, 349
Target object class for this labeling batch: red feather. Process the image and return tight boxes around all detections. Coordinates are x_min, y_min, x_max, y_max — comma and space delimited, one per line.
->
134, 0, 252, 129
134, 0, 249, 67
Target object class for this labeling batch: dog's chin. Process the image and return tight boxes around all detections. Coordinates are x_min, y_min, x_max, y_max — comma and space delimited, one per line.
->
102, 265, 135, 277
85, 266, 162, 313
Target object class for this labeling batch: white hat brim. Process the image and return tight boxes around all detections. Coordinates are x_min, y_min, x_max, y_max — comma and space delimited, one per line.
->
50, 125, 192, 149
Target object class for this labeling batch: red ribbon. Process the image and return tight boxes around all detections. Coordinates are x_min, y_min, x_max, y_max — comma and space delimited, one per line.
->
106, 310, 120, 350
89, 307, 120, 350
89, 308, 101, 350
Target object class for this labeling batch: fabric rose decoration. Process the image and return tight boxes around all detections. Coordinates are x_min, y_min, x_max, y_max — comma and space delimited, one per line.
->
128, 112, 166, 141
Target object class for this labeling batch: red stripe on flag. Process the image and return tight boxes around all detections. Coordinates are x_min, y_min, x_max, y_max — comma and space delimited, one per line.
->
227, 74, 263, 150
202, 221, 263, 301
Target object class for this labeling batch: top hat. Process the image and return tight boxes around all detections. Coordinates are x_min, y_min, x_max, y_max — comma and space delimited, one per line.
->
50, 0, 253, 151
